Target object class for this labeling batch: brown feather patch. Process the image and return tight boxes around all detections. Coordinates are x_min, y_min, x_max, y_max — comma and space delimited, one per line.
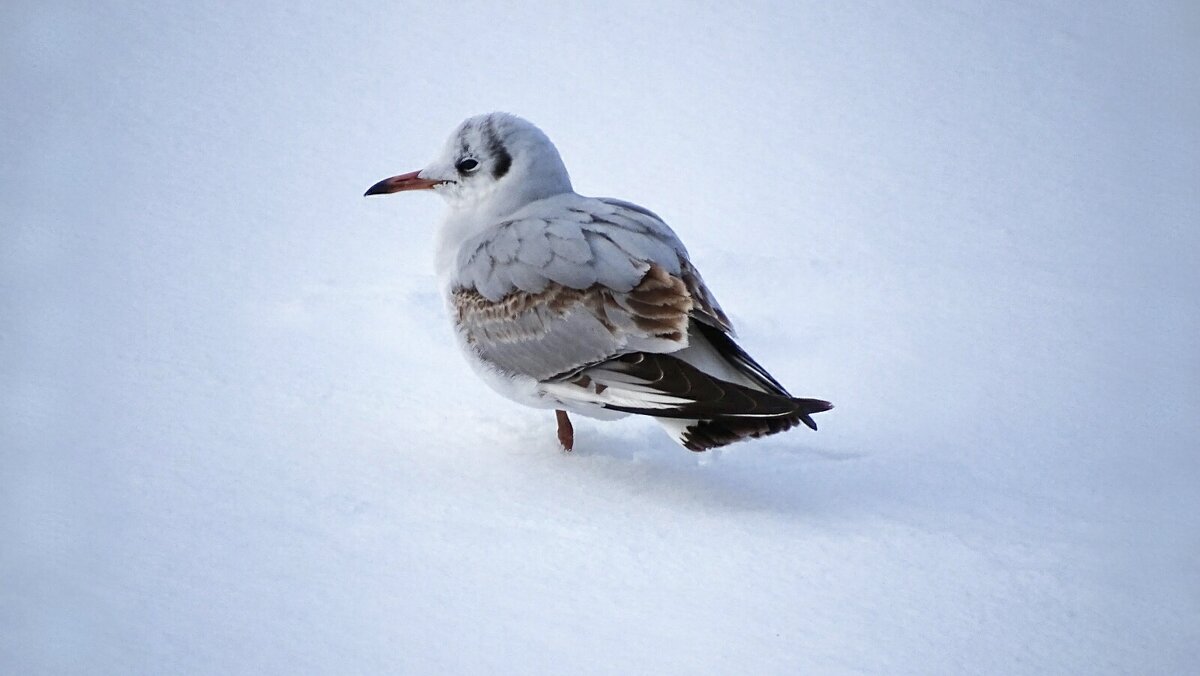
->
616, 264, 692, 338
681, 261, 732, 332
452, 263, 693, 346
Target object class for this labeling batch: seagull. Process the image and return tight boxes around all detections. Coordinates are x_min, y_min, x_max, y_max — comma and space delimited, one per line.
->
366, 113, 831, 452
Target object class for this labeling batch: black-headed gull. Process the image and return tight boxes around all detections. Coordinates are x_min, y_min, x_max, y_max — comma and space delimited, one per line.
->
366, 113, 831, 451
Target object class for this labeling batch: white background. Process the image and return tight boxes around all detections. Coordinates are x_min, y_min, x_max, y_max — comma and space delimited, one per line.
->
3, 2, 1198, 673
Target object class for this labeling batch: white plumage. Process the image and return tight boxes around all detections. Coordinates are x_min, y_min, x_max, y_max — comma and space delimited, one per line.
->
366, 113, 831, 451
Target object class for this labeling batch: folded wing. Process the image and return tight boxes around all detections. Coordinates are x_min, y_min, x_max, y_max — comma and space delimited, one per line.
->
450, 196, 831, 449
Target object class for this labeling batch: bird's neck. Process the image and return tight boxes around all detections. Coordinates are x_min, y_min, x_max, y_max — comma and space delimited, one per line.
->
433, 206, 487, 286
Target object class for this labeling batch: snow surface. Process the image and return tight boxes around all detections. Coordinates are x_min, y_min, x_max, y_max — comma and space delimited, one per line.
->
3, 1, 1198, 674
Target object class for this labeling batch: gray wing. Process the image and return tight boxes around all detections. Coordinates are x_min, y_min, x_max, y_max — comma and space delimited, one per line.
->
450, 195, 727, 380
454, 195, 683, 299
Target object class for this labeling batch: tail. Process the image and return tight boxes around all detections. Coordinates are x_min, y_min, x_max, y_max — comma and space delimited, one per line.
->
658, 320, 833, 451
655, 397, 833, 452
540, 319, 832, 452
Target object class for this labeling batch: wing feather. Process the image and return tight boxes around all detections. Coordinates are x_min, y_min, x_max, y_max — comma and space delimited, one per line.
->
454, 195, 693, 300
452, 263, 693, 381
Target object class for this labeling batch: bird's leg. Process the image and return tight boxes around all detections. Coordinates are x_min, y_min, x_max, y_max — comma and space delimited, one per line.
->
555, 409, 574, 452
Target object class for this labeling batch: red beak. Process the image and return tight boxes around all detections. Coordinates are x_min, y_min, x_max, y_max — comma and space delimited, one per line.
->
364, 170, 443, 196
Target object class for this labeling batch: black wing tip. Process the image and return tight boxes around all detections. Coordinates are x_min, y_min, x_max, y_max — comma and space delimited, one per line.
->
800, 414, 818, 431
679, 397, 833, 449
797, 399, 832, 430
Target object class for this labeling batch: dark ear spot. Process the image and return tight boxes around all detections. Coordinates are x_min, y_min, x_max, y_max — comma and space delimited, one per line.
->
483, 117, 512, 179
492, 145, 512, 179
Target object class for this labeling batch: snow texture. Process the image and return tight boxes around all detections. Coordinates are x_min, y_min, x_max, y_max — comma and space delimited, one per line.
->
2, 2, 1198, 674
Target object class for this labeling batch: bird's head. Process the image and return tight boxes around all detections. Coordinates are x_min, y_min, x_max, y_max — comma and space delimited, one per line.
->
365, 112, 573, 218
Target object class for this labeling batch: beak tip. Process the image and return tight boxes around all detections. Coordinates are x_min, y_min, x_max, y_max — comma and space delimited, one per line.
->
363, 170, 439, 197
363, 179, 393, 197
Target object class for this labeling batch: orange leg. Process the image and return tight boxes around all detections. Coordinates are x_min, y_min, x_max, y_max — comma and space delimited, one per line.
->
555, 409, 574, 452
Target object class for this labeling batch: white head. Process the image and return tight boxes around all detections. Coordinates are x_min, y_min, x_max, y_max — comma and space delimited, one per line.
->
365, 113, 573, 219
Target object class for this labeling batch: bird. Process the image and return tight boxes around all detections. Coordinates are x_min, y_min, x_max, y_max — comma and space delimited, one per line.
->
365, 113, 831, 452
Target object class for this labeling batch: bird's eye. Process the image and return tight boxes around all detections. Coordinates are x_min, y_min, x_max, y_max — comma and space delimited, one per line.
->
456, 158, 480, 173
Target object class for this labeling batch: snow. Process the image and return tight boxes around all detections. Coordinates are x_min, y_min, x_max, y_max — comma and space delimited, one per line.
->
3, 1, 1198, 673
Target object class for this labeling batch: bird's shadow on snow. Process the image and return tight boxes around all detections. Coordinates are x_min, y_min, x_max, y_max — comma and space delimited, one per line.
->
503, 417, 904, 522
